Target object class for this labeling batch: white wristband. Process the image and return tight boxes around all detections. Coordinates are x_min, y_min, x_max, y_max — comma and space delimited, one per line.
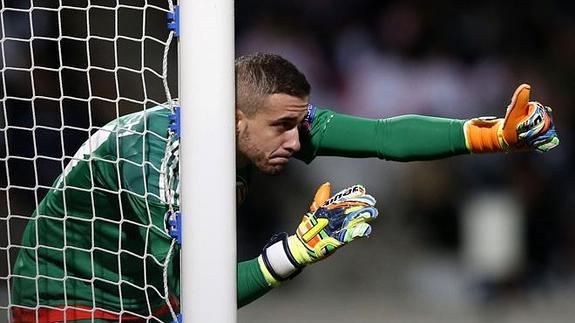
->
265, 240, 298, 279
261, 233, 303, 281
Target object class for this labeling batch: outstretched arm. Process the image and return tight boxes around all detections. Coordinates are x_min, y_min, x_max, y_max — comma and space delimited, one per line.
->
296, 84, 559, 163
463, 84, 559, 153
296, 110, 468, 162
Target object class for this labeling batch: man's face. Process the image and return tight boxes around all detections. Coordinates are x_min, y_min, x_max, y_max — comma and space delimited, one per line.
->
237, 93, 309, 175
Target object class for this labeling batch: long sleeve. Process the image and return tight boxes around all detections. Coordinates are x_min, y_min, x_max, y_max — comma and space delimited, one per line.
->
296, 108, 469, 163
237, 258, 272, 308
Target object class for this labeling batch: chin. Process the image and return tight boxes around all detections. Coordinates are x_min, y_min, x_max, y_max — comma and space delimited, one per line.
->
258, 163, 285, 175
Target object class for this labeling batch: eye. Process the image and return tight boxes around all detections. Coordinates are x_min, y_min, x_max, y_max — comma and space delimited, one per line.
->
274, 120, 296, 130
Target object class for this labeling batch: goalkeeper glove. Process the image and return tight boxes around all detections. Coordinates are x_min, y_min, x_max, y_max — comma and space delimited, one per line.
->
464, 83, 560, 153
258, 182, 378, 286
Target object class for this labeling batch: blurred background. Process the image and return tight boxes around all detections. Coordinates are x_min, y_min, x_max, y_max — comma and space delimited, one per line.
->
235, 1, 575, 322
1, 0, 574, 322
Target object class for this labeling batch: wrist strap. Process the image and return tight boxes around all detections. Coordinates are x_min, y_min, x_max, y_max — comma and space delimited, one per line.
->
464, 117, 506, 153
261, 232, 304, 282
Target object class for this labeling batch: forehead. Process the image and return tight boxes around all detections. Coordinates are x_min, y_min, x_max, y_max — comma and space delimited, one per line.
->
260, 93, 309, 118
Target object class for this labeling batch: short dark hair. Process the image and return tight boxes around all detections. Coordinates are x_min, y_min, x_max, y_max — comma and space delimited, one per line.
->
235, 53, 311, 117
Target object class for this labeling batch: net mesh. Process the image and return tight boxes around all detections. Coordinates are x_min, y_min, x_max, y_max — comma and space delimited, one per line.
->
1, 0, 179, 321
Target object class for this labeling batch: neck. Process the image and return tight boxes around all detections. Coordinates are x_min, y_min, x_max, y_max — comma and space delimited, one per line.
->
236, 151, 250, 169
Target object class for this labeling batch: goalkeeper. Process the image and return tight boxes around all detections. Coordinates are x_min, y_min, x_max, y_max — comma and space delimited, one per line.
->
11, 53, 558, 322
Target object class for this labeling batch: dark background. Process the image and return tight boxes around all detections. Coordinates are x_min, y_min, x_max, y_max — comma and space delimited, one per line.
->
235, 1, 575, 322
1, 1, 574, 322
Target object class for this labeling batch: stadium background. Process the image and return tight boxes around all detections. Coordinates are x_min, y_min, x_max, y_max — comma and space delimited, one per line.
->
1, 0, 574, 322
235, 1, 575, 322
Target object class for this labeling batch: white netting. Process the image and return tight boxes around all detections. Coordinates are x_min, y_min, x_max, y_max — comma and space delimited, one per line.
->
1, 0, 179, 321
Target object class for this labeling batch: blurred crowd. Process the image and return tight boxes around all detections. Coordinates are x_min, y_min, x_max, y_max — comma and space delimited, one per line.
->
1, 0, 574, 321
235, 0, 575, 319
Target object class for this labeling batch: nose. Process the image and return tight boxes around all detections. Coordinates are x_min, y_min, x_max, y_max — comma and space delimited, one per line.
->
283, 126, 301, 153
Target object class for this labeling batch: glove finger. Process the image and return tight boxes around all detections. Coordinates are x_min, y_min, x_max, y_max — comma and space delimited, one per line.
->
503, 84, 531, 144
340, 222, 372, 243
348, 193, 376, 206
332, 193, 376, 208
340, 206, 378, 235
323, 184, 367, 207
344, 206, 379, 222
517, 103, 551, 140
523, 113, 559, 151
532, 133, 560, 152
536, 138, 560, 152
310, 182, 332, 212
528, 123, 557, 144
330, 207, 378, 242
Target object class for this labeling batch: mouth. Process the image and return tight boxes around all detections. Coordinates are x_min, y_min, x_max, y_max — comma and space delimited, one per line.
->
269, 156, 291, 165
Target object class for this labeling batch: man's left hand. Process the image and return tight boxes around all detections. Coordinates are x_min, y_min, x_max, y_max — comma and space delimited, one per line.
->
464, 84, 560, 153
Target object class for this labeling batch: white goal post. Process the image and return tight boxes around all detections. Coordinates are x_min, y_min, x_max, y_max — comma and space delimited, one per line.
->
180, 1, 236, 323
0, 1, 236, 322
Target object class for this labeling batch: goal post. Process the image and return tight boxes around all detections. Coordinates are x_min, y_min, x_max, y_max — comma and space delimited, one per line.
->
0, 1, 236, 322
180, 0, 237, 323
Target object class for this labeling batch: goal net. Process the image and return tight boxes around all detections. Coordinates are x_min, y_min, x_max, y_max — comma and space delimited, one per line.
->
1, 0, 180, 321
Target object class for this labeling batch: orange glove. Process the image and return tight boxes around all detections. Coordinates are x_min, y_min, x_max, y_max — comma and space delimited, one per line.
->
464, 84, 560, 153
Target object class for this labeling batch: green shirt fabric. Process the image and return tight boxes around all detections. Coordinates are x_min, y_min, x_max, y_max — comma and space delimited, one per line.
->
13, 106, 180, 321
12, 104, 470, 321
297, 107, 468, 162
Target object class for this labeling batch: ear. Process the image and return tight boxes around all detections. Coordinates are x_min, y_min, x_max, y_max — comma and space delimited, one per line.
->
236, 108, 246, 133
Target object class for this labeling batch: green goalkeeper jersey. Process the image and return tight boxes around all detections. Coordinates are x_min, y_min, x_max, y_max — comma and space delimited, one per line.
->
12, 103, 469, 320
12, 106, 181, 321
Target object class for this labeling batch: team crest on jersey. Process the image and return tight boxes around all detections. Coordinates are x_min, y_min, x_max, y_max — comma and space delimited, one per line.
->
299, 103, 317, 135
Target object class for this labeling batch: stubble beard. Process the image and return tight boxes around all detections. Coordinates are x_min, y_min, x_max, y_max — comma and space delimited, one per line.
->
238, 130, 285, 175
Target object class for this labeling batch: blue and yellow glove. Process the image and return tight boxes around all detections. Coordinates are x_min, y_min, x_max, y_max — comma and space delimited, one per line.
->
464, 84, 560, 153
258, 182, 378, 286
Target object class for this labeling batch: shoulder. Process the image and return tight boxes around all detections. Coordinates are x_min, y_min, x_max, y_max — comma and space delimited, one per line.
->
303, 105, 337, 136
115, 105, 172, 137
